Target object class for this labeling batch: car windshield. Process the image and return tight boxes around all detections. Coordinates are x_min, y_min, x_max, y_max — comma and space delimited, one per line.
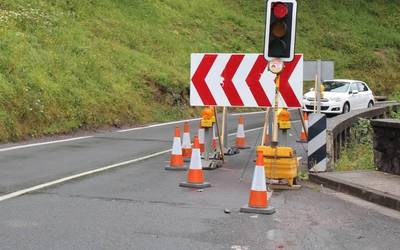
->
322, 81, 350, 93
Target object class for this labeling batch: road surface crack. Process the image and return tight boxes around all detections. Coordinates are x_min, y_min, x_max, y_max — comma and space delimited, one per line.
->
37, 191, 223, 210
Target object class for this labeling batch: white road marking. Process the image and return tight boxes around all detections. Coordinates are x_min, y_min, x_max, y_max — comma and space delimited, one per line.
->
0, 136, 94, 153
0, 127, 263, 202
231, 108, 297, 116
0, 149, 171, 202
229, 127, 263, 135
116, 118, 201, 133
0, 111, 268, 153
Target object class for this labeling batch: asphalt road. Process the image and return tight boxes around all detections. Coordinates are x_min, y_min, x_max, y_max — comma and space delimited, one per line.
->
0, 111, 399, 249
0, 111, 304, 194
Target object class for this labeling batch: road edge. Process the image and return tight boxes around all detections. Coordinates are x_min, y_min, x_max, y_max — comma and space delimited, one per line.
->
309, 173, 400, 212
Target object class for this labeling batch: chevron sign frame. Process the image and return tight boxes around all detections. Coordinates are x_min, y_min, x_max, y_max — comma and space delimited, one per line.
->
190, 53, 303, 108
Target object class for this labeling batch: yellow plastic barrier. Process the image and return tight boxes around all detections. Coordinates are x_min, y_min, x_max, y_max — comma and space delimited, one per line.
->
257, 146, 294, 158
256, 146, 298, 186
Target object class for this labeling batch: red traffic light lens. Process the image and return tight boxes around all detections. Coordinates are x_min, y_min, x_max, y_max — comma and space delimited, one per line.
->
273, 3, 288, 19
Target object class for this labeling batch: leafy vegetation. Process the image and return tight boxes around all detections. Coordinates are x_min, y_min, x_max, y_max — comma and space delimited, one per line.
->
0, 0, 399, 141
335, 118, 375, 171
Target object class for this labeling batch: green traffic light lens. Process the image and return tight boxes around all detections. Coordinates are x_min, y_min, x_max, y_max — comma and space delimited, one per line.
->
271, 22, 287, 38
269, 39, 287, 57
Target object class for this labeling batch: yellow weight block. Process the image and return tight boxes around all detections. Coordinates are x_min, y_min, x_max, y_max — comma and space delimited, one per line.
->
256, 146, 294, 158
264, 157, 298, 187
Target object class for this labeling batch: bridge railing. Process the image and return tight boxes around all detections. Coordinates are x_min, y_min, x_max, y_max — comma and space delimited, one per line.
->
326, 103, 400, 170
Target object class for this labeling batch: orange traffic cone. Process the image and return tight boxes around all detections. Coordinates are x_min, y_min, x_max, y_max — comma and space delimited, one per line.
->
240, 151, 275, 214
179, 136, 211, 188
298, 112, 308, 143
198, 123, 205, 153
263, 130, 271, 146
165, 126, 186, 171
235, 116, 250, 149
182, 122, 192, 162
212, 123, 217, 150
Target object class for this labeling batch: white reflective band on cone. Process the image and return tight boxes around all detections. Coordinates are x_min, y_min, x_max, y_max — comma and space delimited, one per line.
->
182, 133, 191, 148
237, 124, 245, 138
189, 148, 202, 170
198, 128, 205, 143
213, 124, 217, 139
172, 137, 182, 155
251, 165, 267, 191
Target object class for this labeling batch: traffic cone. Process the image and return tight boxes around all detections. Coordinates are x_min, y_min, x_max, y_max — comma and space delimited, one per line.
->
240, 151, 275, 214
212, 123, 217, 150
263, 131, 271, 146
198, 123, 205, 153
182, 122, 192, 162
179, 136, 211, 188
165, 126, 186, 171
235, 116, 250, 149
298, 112, 308, 143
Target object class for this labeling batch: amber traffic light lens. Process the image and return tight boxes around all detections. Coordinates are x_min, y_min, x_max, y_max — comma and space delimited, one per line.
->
273, 3, 288, 19
271, 22, 287, 38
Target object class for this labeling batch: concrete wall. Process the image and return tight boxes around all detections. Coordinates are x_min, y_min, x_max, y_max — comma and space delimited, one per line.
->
372, 119, 400, 175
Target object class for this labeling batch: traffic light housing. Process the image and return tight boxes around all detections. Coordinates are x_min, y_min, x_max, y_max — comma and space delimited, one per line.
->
264, 0, 297, 62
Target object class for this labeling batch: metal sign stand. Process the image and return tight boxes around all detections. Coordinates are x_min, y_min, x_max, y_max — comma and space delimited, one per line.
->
261, 108, 270, 146
213, 107, 225, 162
315, 60, 322, 114
270, 59, 284, 147
202, 108, 223, 170
221, 107, 239, 156
272, 74, 280, 147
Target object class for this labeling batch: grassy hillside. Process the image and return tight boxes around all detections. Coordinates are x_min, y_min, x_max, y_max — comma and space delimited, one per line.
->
0, 0, 399, 141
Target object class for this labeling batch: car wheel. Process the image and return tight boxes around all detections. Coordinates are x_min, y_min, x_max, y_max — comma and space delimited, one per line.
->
342, 103, 350, 114
368, 101, 374, 108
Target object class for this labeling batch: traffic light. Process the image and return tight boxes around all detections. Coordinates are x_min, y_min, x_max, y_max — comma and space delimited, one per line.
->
264, 0, 297, 62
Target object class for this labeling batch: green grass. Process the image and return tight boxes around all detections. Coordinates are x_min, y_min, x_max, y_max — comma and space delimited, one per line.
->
0, 0, 399, 141
335, 142, 375, 171
335, 118, 375, 171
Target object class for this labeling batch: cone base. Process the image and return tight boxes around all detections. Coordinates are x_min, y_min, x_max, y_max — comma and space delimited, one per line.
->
179, 182, 211, 189
224, 147, 240, 156
240, 205, 276, 215
236, 146, 251, 149
202, 160, 223, 170
165, 166, 187, 171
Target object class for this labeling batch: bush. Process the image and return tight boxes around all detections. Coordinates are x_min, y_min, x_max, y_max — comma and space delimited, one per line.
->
335, 118, 375, 171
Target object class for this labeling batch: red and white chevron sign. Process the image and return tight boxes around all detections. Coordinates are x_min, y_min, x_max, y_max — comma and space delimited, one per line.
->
190, 53, 303, 108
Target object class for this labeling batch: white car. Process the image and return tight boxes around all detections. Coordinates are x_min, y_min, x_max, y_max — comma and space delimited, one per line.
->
302, 79, 375, 114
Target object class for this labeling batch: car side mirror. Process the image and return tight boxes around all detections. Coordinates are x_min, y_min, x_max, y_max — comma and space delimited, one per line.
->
352, 90, 359, 95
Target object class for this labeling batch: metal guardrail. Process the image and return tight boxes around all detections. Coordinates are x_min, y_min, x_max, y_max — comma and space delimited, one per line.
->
326, 102, 400, 170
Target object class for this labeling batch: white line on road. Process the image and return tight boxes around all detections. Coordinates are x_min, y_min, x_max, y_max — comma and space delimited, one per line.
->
0, 149, 171, 202
231, 108, 297, 116
0, 111, 265, 153
0, 127, 264, 202
116, 118, 201, 133
0, 136, 94, 153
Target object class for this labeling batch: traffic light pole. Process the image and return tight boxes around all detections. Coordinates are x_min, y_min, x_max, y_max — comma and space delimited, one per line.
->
272, 73, 280, 147
316, 59, 322, 114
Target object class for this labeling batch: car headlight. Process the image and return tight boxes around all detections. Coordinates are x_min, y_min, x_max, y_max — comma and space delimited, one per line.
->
330, 97, 342, 102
